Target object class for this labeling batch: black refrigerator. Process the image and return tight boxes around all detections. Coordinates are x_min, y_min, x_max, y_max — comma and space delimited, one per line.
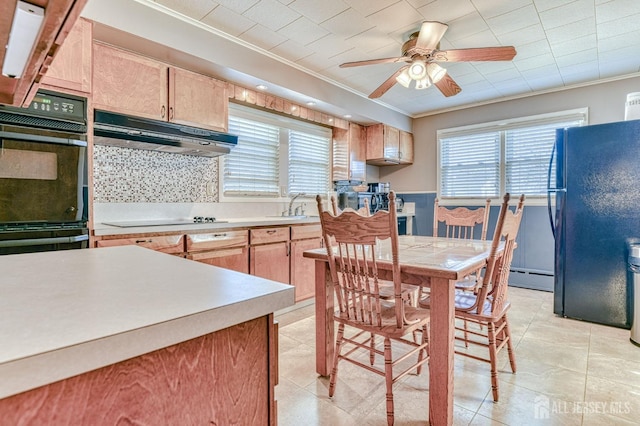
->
550, 119, 640, 329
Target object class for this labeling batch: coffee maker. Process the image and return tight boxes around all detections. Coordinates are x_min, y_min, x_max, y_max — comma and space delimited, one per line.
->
358, 182, 390, 213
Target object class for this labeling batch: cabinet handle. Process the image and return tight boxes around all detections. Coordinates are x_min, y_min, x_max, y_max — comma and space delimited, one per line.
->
267, 230, 277, 234
135, 239, 152, 244
161, 105, 166, 118
213, 233, 227, 238
169, 106, 174, 120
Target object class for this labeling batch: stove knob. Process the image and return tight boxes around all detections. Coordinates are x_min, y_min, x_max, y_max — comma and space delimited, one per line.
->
193, 216, 203, 223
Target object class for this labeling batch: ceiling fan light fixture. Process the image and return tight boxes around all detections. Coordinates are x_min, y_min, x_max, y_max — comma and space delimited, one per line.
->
408, 59, 427, 80
395, 69, 412, 88
415, 77, 431, 90
427, 63, 446, 83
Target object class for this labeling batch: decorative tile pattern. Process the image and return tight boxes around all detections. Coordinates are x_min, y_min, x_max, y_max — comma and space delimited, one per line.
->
93, 145, 218, 203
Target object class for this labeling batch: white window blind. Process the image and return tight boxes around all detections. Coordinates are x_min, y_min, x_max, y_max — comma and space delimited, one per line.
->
224, 115, 280, 196
288, 130, 330, 195
505, 119, 583, 196
438, 108, 587, 200
440, 132, 500, 198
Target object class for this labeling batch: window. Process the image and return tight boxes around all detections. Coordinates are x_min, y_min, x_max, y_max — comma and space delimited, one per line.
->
224, 103, 330, 197
438, 108, 587, 201
225, 114, 280, 196
289, 130, 330, 195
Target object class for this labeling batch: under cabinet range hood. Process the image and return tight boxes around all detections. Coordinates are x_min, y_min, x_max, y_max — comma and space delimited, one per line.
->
93, 110, 238, 157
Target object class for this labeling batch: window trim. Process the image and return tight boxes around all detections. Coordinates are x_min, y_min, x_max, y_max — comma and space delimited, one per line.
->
437, 108, 589, 206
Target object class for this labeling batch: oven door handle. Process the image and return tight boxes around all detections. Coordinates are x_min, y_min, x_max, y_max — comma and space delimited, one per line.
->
0, 234, 89, 248
0, 131, 87, 147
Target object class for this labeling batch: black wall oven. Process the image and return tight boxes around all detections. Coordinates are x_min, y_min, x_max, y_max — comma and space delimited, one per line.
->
0, 90, 89, 255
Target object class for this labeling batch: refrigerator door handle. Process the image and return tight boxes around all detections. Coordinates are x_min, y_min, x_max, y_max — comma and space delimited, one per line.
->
547, 140, 558, 239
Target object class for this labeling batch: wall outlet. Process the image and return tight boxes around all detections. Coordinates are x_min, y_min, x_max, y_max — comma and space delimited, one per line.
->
206, 182, 216, 196
280, 186, 287, 197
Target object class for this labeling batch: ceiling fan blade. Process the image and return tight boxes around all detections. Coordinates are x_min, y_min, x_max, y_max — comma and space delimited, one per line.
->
340, 56, 410, 68
435, 46, 517, 62
434, 73, 462, 97
415, 21, 449, 51
369, 66, 409, 99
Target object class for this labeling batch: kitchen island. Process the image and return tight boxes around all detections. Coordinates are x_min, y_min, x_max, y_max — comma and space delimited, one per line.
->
0, 246, 294, 424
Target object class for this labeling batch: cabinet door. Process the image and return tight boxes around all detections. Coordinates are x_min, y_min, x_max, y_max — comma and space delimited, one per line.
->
40, 18, 92, 93
250, 243, 289, 284
349, 123, 366, 182
187, 248, 249, 273
383, 125, 400, 161
332, 127, 349, 181
290, 237, 322, 302
93, 43, 169, 120
399, 130, 414, 164
332, 124, 366, 182
169, 68, 228, 131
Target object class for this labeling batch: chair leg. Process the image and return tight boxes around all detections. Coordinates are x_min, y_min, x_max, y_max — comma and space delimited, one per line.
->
416, 323, 429, 375
503, 315, 517, 373
329, 324, 345, 397
463, 319, 469, 348
383, 338, 395, 426
487, 322, 500, 402
370, 333, 376, 365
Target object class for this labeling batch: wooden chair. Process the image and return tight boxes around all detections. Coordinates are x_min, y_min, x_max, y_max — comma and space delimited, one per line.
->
433, 198, 491, 292
453, 193, 525, 402
317, 191, 430, 426
331, 196, 369, 217
331, 195, 418, 307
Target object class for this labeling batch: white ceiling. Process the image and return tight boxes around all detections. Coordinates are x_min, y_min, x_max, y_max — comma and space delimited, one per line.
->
86, 0, 640, 122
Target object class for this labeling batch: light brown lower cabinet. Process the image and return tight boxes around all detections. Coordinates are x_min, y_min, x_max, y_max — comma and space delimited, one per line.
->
94, 224, 322, 300
1, 315, 278, 425
186, 230, 249, 273
290, 225, 323, 302
250, 227, 290, 284
95, 234, 185, 256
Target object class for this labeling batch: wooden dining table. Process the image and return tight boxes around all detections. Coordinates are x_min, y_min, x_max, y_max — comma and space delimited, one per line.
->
303, 235, 500, 426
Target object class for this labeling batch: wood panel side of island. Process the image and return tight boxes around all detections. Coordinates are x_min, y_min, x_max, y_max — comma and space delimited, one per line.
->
1, 315, 276, 425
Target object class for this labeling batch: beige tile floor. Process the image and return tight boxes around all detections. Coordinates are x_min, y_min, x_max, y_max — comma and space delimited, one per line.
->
274, 287, 640, 425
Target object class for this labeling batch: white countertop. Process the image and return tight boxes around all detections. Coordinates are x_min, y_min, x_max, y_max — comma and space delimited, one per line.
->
0, 246, 294, 399
93, 213, 415, 236
93, 216, 322, 236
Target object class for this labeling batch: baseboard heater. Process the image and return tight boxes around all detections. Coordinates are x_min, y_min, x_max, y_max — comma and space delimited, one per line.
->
509, 267, 554, 292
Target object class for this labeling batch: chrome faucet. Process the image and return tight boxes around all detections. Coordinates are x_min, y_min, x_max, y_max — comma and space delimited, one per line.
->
288, 192, 306, 216
294, 203, 306, 216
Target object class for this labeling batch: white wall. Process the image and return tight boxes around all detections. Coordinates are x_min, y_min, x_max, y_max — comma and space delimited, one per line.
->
380, 75, 640, 192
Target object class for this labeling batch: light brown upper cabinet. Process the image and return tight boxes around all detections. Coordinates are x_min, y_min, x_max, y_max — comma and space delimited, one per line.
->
40, 18, 92, 94
399, 130, 414, 164
92, 43, 228, 132
366, 123, 414, 166
332, 122, 366, 182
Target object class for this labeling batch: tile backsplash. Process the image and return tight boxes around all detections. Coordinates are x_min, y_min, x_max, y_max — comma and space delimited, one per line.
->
93, 145, 218, 203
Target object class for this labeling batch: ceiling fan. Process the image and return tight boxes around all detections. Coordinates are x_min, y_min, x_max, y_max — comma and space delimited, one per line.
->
340, 21, 517, 99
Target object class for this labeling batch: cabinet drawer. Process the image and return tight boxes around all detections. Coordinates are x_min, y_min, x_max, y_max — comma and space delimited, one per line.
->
250, 227, 289, 245
186, 230, 248, 251
96, 235, 184, 254
291, 224, 322, 240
